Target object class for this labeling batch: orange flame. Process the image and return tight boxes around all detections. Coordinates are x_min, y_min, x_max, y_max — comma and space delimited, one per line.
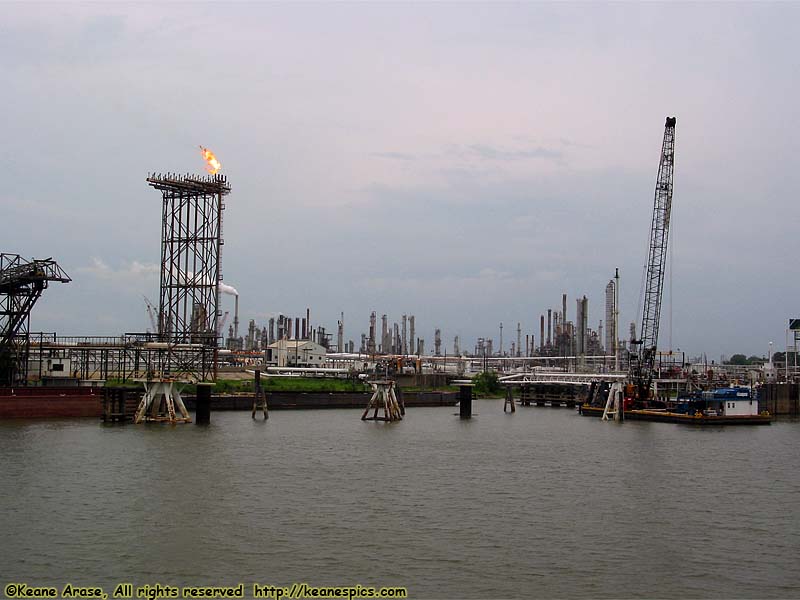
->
199, 146, 221, 174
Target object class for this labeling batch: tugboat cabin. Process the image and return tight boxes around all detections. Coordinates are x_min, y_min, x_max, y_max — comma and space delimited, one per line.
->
675, 387, 758, 416
711, 387, 759, 416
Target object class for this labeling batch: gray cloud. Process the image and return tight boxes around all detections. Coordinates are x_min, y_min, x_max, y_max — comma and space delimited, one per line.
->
372, 151, 417, 161
3, 2, 799, 357
465, 143, 563, 162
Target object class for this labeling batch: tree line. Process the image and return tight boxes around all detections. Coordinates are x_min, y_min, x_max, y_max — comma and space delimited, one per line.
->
725, 352, 799, 365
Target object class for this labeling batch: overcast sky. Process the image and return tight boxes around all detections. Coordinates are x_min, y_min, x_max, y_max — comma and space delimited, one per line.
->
3, 2, 798, 359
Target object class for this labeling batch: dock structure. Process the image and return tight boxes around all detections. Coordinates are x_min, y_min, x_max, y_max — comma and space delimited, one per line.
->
102, 386, 140, 423
502, 372, 627, 408
507, 381, 586, 408
133, 379, 192, 424
361, 380, 403, 422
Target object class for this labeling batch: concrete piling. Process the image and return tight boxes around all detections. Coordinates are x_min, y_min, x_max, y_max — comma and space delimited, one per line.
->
195, 383, 212, 424
459, 384, 473, 419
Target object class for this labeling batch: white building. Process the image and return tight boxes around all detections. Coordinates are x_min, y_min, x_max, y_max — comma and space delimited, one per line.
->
266, 340, 327, 368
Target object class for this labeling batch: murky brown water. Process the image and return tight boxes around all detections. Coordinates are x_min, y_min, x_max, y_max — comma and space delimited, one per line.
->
1, 403, 799, 598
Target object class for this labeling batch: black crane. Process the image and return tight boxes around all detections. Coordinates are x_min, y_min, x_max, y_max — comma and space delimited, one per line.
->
0, 254, 71, 386
629, 117, 677, 405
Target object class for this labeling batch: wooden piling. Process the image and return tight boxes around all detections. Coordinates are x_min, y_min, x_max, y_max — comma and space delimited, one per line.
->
396, 386, 406, 416
504, 386, 516, 413
362, 380, 403, 422
103, 387, 139, 423
252, 369, 269, 419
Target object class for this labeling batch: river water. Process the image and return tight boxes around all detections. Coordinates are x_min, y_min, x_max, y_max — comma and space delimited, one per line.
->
1, 402, 799, 599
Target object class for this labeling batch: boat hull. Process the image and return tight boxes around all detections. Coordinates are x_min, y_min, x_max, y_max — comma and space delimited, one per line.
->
578, 404, 771, 425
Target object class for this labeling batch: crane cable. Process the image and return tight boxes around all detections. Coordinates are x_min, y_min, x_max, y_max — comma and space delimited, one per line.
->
635, 187, 653, 343
668, 200, 674, 353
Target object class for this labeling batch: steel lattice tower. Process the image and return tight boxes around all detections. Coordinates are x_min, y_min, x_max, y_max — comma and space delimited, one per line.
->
146, 173, 230, 382
632, 117, 676, 396
0, 254, 70, 386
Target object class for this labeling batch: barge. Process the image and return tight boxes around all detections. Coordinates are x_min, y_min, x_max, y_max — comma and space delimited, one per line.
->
578, 404, 771, 425
579, 386, 771, 425
0, 386, 104, 418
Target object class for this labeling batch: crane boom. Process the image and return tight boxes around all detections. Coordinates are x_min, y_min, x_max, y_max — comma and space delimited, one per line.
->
631, 116, 676, 401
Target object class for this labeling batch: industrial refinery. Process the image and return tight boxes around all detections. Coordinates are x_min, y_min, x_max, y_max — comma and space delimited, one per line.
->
2, 117, 797, 424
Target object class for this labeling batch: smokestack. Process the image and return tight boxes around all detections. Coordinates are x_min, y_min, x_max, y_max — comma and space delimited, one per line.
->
295, 317, 300, 340
233, 295, 240, 340
368, 311, 376, 354
302, 318, 307, 340
402, 315, 407, 356
598, 320, 604, 353
499, 322, 503, 356
409, 316, 415, 355
540, 315, 545, 353
562, 293, 567, 327
517, 323, 521, 358
306, 308, 310, 337
576, 297, 588, 356
547, 309, 552, 347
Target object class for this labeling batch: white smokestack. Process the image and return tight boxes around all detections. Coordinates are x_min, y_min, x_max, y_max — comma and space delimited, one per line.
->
234, 295, 239, 340
219, 282, 239, 296
171, 268, 239, 297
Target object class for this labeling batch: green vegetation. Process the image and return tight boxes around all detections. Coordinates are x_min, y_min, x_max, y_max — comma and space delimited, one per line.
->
402, 385, 460, 392
213, 377, 370, 394
771, 351, 799, 364
726, 354, 766, 366
473, 371, 502, 397
104, 375, 467, 394
104, 378, 142, 389
210, 379, 255, 393
104, 376, 368, 394
259, 377, 368, 393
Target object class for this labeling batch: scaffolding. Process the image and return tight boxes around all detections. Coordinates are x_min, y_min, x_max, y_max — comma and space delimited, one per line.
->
146, 172, 230, 381
133, 173, 230, 423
